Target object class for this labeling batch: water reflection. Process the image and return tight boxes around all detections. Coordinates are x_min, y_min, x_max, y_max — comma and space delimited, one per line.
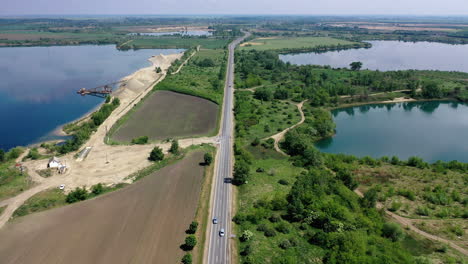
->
0, 45, 183, 150
280, 41, 468, 72
316, 101, 468, 162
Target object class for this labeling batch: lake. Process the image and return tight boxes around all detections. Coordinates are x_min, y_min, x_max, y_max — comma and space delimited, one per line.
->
280, 41, 468, 72
0, 45, 183, 150
315, 101, 468, 162
128, 30, 212, 36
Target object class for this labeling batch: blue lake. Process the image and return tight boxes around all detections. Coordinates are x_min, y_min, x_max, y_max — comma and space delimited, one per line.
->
280, 41, 468, 72
128, 30, 212, 36
0, 45, 183, 150
315, 101, 468, 162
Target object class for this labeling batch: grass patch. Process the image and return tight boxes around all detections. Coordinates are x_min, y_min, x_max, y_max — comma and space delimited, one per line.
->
235, 91, 301, 145
123, 37, 231, 49
355, 164, 467, 220
240, 36, 362, 52
12, 188, 67, 218
0, 161, 33, 201
155, 49, 227, 104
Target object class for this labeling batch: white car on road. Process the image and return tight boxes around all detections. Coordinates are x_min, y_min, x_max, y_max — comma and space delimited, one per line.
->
219, 228, 225, 237
59, 184, 65, 190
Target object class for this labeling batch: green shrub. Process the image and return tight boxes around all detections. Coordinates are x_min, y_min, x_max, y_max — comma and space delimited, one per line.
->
66, 187, 88, 203
415, 206, 430, 216
149, 146, 164, 161
181, 253, 192, 264
183, 235, 197, 251
278, 179, 289, 185
91, 183, 104, 195
131, 136, 148, 145
169, 140, 179, 155
203, 152, 213, 166
186, 221, 198, 234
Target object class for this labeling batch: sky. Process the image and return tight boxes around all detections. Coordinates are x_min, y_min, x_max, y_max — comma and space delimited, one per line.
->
1, 0, 468, 16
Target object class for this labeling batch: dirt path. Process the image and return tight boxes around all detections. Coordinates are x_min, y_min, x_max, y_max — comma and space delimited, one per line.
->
0, 51, 218, 230
354, 189, 467, 256
171, 45, 199, 75
266, 100, 307, 156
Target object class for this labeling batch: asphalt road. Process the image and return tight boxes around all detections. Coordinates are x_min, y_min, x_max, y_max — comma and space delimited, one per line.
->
207, 32, 250, 264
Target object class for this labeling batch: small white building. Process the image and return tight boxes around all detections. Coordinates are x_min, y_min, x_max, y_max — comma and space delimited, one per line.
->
48, 157, 61, 168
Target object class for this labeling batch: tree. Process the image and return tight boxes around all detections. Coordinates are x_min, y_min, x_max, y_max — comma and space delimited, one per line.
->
204, 152, 213, 166
253, 88, 273, 101
421, 81, 442, 98
155, 67, 162, 73
181, 253, 192, 264
169, 140, 179, 155
66, 187, 88, 203
382, 223, 404, 242
240, 230, 253, 242
350, 61, 363, 71
186, 221, 198, 234
251, 137, 260, 146
149, 146, 164, 161
105, 95, 111, 103
0, 149, 4, 162
233, 160, 250, 185
183, 235, 197, 250
361, 188, 378, 208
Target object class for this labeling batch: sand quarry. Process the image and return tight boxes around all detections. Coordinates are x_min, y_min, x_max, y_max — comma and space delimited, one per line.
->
0, 49, 217, 254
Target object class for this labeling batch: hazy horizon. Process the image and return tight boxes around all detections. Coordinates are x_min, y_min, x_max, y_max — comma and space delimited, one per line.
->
2, 0, 468, 16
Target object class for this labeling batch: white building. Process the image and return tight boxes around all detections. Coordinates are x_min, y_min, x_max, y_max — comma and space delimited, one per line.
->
48, 157, 61, 168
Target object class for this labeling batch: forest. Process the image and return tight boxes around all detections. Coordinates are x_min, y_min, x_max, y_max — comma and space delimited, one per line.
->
233, 49, 468, 263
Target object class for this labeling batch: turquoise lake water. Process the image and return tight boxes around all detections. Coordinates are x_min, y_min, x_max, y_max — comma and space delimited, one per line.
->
315, 101, 468, 162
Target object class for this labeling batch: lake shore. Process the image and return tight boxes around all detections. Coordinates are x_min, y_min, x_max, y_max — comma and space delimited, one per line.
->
48, 52, 183, 139
331, 96, 458, 110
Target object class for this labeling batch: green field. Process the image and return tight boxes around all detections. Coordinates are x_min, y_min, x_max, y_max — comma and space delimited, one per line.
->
155, 49, 226, 104
239, 36, 358, 51
122, 37, 230, 49
0, 161, 33, 201
111, 91, 219, 143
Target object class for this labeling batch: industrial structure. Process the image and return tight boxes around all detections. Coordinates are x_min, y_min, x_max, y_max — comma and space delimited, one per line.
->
77, 81, 125, 97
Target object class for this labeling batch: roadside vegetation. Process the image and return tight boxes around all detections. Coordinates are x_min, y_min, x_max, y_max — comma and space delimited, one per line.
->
11, 183, 128, 219
232, 47, 468, 263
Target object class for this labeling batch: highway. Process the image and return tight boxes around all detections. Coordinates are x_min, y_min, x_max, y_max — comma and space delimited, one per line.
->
206, 31, 250, 264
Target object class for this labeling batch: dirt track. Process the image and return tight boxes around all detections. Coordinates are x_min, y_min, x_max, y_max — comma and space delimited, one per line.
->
354, 190, 467, 256
0, 151, 206, 264
266, 100, 307, 155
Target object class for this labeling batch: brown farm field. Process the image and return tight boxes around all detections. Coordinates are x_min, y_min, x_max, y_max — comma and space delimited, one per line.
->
111, 90, 219, 143
0, 151, 206, 264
